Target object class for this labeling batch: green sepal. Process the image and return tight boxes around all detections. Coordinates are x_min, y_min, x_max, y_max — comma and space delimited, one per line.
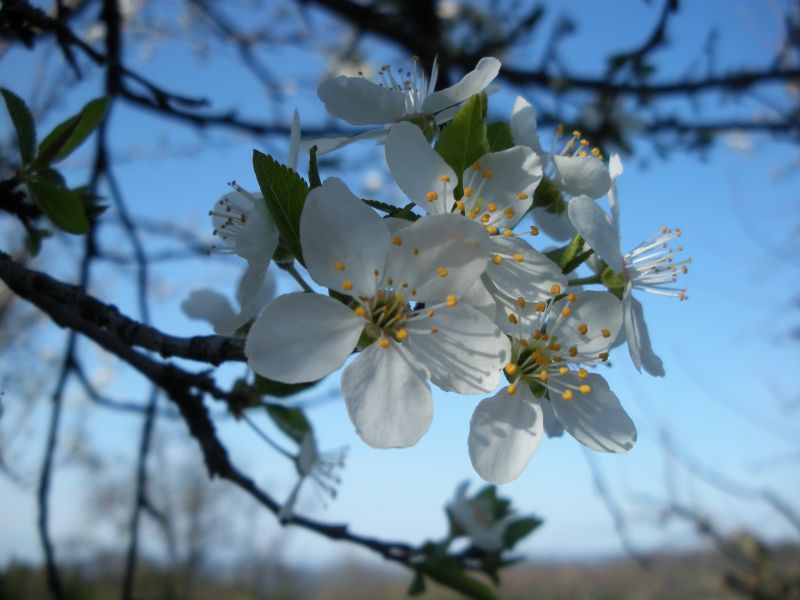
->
502, 516, 542, 549
308, 145, 322, 189
361, 198, 419, 221
26, 179, 89, 234
486, 121, 514, 152
532, 175, 563, 210
407, 114, 437, 142
601, 266, 626, 292
252, 150, 309, 266
264, 404, 311, 444
561, 248, 594, 275
474, 485, 511, 521
251, 374, 318, 399
546, 233, 585, 272
1, 87, 36, 164
435, 93, 489, 197
34, 97, 109, 168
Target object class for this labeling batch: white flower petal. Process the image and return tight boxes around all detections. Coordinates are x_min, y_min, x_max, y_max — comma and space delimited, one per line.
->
550, 373, 637, 453
385, 122, 456, 215
421, 57, 501, 115
459, 275, 497, 322
608, 153, 623, 232
464, 146, 541, 229
509, 96, 545, 156
341, 340, 432, 448
487, 235, 565, 302
317, 76, 406, 125
552, 291, 623, 357
212, 191, 279, 265
567, 196, 624, 271
623, 288, 665, 377
532, 207, 575, 241
245, 293, 364, 383
300, 177, 389, 297
551, 155, 612, 199
303, 129, 387, 156
214, 265, 276, 335
406, 303, 510, 394
468, 386, 543, 484
540, 400, 565, 438
182, 289, 235, 328
384, 214, 490, 304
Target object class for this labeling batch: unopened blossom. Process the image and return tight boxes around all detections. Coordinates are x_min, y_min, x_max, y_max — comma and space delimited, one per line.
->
510, 96, 612, 241
469, 290, 636, 484
447, 481, 513, 552
311, 56, 501, 154
385, 121, 565, 333
567, 154, 690, 376
279, 432, 346, 523
246, 178, 510, 449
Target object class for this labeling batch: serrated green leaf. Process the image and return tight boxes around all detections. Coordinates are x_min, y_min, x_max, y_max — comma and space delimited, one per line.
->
253, 150, 309, 265
308, 145, 321, 189
26, 180, 89, 234
265, 404, 311, 443
35, 97, 109, 167
1, 88, 36, 164
435, 94, 489, 196
487, 121, 514, 152
502, 516, 542, 549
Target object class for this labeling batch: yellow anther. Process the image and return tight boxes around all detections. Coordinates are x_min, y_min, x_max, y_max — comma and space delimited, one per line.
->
549, 343, 561, 351
568, 346, 578, 357
562, 390, 574, 401
455, 200, 465, 212
427, 309, 435, 318
413, 248, 420, 256
578, 368, 588, 379
577, 323, 588, 335
513, 253, 524, 263
392, 235, 403, 245
516, 297, 526, 308
580, 139, 590, 147
468, 207, 480, 219
601, 328, 611, 338
396, 293, 405, 302
464, 186, 474, 197
439, 175, 451, 182
373, 269, 380, 276
578, 150, 587, 158
502, 228, 514, 237
504, 207, 515, 219
506, 383, 517, 395
480, 213, 490, 223
535, 302, 546, 313
492, 254, 503, 265
551, 284, 562, 295
473, 161, 482, 171
343, 279, 353, 291
436, 267, 449, 278
431, 327, 439, 334
402, 282, 409, 288
661, 225, 668, 233
567, 293, 577, 302
591, 147, 601, 157
411, 54, 419, 61
508, 314, 518, 324
486, 226, 498, 235
487, 202, 497, 212
395, 328, 409, 341
561, 307, 572, 317
599, 352, 609, 362
387, 278, 394, 285
517, 192, 529, 200
572, 130, 581, 138
539, 371, 549, 383
354, 306, 365, 317
579, 384, 591, 395
426, 191, 438, 202
504, 363, 518, 376
559, 366, 569, 375
530, 226, 539, 236
411, 289, 417, 296
482, 169, 493, 179
378, 338, 390, 348
446, 295, 458, 308
334, 261, 345, 271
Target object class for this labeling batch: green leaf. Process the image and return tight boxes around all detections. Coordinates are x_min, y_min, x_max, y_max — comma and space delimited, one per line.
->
362, 198, 419, 221
422, 557, 496, 600
1, 88, 36, 164
562, 248, 594, 275
252, 150, 309, 265
486, 121, 514, 152
407, 571, 426, 596
35, 97, 109, 167
502, 516, 542, 549
25, 228, 51, 257
26, 180, 89, 234
308, 145, 322, 189
435, 94, 489, 196
252, 374, 318, 398
265, 404, 311, 444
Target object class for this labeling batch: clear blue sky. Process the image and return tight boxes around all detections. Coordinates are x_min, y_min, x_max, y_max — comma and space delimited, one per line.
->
0, 0, 798, 570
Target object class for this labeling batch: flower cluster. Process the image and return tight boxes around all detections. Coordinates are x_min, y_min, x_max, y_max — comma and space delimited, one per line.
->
189, 54, 690, 498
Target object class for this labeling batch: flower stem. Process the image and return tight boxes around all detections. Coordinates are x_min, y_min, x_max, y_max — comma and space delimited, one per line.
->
567, 274, 602, 287
284, 262, 314, 293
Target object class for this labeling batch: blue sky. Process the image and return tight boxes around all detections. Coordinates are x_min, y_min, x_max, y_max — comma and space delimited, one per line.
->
1, 0, 798, 571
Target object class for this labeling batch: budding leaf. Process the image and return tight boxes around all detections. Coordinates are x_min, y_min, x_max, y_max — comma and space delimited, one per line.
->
422, 556, 496, 600
486, 121, 514, 152
26, 180, 89, 234
35, 97, 109, 167
265, 404, 311, 444
502, 516, 542, 549
1, 87, 36, 164
253, 150, 309, 266
435, 93, 489, 196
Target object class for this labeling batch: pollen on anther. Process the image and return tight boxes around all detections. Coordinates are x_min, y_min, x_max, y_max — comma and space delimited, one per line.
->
567, 293, 577, 302
378, 338, 390, 349
539, 371, 549, 383
506, 384, 517, 395
513, 253, 524, 263
508, 314, 518, 324
502, 228, 514, 237
373, 269, 380, 277
480, 213, 490, 224
578, 368, 588, 379
486, 226, 499, 235
439, 175, 451, 182
579, 385, 591, 395
504, 363, 518, 375
530, 226, 539, 236
504, 207, 515, 219
334, 261, 345, 271
446, 295, 458, 308
517, 192, 529, 200
342, 279, 353, 291
413, 247, 420, 255
464, 186, 474, 197
395, 328, 409, 341
392, 236, 403, 245
436, 267, 448, 278
426, 191, 438, 202
487, 202, 497, 212
517, 297, 526, 308
535, 302, 546, 313
354, 306, 365, 317
568, 346, 578, 357
562, 390, 574, 401
601, 328, 611, 338
427, 309, 435, 318
431, 327, 439, 334
492, 254, 503, 265
559, 366, 569, 375
482, 169, 493, 180
551, 284, 562, 295
561, 307, 572, 317
599, 352, 609, 362
577, 323, 588, 335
